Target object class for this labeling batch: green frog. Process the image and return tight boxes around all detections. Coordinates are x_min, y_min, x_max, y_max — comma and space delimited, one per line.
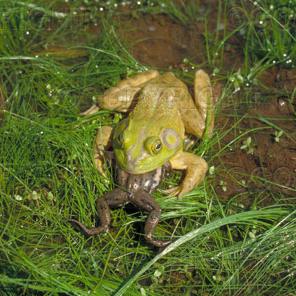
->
70, 70, 214, 247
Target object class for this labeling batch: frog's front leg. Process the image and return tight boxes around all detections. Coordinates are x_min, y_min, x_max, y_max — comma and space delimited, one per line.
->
93, 126, 113, 176
165, 151, 208, 197
82, 70, 159, 114
131, 189, 171, 248
70, 188, 128, 236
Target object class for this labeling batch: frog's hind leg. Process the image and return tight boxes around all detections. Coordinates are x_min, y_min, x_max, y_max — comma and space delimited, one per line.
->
70, 188, 128, 236
82, 70, 160, 114
194, 70, 214, 138
98, 70, 159, 112
131, 189, 171, 248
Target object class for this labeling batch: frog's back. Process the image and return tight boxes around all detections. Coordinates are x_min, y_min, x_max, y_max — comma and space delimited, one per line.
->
139, 72, 191, 109
129, 72, 193, 134
136, 72, 207, 138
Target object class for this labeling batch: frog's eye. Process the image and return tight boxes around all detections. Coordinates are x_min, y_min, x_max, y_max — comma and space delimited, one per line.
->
144, 137, 162, 155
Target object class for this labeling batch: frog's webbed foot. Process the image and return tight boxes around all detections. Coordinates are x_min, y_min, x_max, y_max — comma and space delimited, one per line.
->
93, 126, 113, 176
70, 188, 128, 237
166, 151, 208, 197
132, 189, 171, 248
162, 186, 181, 197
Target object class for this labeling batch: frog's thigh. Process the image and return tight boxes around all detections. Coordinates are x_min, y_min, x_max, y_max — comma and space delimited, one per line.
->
194, 70, 214, 137
98, 70, 160, 112
169, 151, 208, 197
93, 126, 113, 175
181, 104, 205, 138
70, 189, 128, 236
132, 189, 170, 247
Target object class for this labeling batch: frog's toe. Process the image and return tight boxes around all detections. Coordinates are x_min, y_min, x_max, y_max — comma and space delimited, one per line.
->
69, 219, 109, 236
162, 186, 181, 197
94, 157, 107, 177
145, 235, 171, 248
176, 185, 191, 197
162, 185, 192, 198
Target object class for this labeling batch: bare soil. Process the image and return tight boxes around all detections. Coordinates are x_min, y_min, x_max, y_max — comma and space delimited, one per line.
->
214, 98, 296, 205
117, 14, 206, 68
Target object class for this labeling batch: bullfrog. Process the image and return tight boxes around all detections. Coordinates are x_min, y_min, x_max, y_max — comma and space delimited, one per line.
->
70, 70, 214, 247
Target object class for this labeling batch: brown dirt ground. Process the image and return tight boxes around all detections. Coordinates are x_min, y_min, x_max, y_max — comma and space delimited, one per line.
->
117, 13, 206, 68
214, 98, 296, 206
116, 5, 243, 71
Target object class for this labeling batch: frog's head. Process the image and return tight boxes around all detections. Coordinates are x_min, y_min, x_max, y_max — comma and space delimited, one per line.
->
113, 118, 183, 174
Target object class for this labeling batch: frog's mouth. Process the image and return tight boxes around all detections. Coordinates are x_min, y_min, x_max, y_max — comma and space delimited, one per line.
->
114, 148, 165, 174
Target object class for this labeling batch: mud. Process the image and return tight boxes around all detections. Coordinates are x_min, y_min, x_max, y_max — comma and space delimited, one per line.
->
214, 98, 296, 205
258, 67, 296, 93
117, 14, 206, 68
116, 8, 243, 70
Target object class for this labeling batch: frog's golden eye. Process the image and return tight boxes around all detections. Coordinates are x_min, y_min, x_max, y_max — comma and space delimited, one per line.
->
144, 137, 162, 155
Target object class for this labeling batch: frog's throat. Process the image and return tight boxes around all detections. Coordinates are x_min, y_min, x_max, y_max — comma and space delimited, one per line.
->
114, 150, 166, 174
117, 160, 164, 174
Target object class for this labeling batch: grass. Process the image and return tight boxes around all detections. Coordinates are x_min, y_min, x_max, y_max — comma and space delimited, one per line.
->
0, 0, 296, 295
233, 0, 296, 68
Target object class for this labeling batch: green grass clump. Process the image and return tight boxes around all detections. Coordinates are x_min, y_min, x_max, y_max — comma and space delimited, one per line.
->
239, 0, 296, 68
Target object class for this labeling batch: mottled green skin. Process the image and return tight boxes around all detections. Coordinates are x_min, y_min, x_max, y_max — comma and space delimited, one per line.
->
112, 72, 198, 174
